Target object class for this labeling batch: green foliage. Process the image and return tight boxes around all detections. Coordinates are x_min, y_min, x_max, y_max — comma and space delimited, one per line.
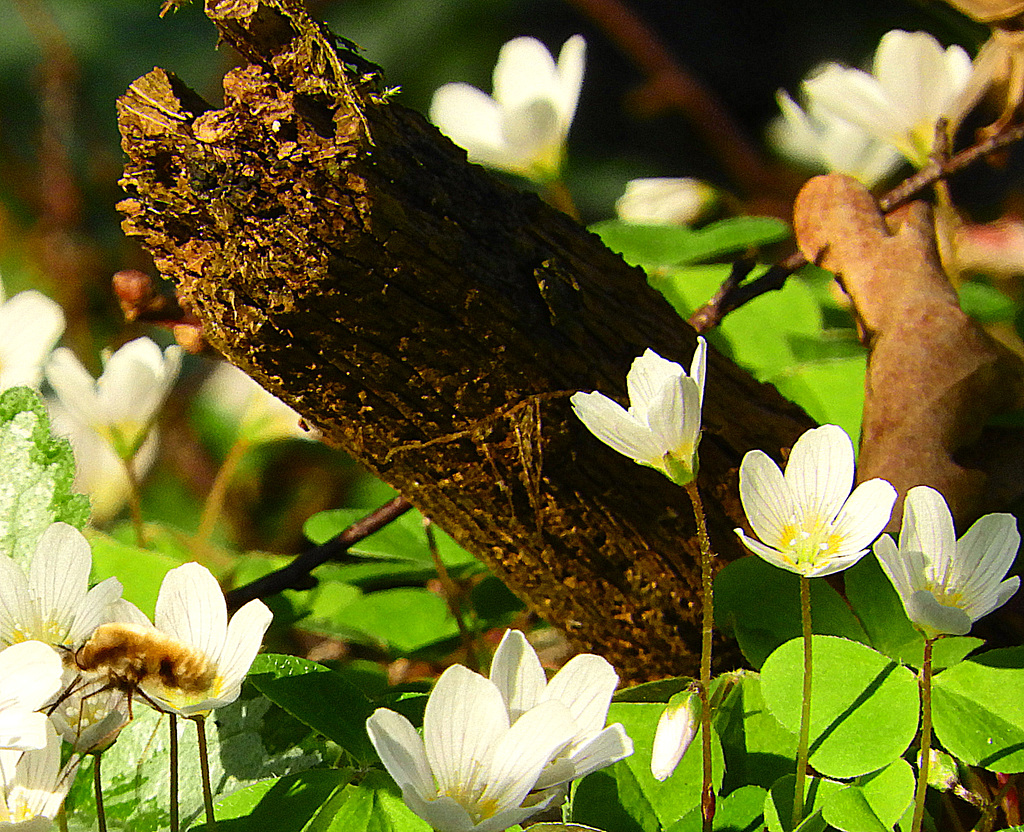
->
932, 646, 1024, 772
713, 556, 868, 669
65, 688, 328, 832
247, 654, 378, 766
759, 636, 919, 778
0, 386, 89, 565
591, 217, 790, 269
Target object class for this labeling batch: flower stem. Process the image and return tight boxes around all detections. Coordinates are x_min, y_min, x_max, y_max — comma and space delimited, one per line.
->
169, 713, 179, 832
120, 452, 146, 548
196, 435, 251, 548
685, 480, 715, 832
912, 638, 935, 832
194, 714, 218, 829
93, 753, 107, 832
793, 575, 813, 830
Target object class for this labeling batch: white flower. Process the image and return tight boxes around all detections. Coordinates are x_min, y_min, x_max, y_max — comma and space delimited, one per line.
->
735, 424, 897, 577
488, 629, 632, 788
366, 664, 579, 832
801, 30, 972, 167
430, 35, 585, 182
45, 336, 182, 459
0, 642, 62, 753
769, 89, 904, 186
873, 485, 1020, 637
571, 339, 706, 485
47, 400, 158, 524
650, 691, 699, 782
48, 679, 129, 753
0, 280, 64, 392
615, 178, 718, 226
0, 522, 125, 650
199, 362, 314, 444
139, 562, 272, 716
0, 721, 79, 829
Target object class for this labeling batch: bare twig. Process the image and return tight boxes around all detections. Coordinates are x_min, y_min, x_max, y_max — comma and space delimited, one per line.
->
563, 0, 799, 203
224, 496, 413, 611
688, 121, 1024, 333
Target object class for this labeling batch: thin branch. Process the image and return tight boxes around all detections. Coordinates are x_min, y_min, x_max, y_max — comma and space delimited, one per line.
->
224, 495, 413, 611
562, 0, 797, 202
688, 121, 1024, 333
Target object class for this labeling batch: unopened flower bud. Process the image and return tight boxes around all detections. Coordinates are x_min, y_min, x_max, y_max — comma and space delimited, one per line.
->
650, 691, 699, 781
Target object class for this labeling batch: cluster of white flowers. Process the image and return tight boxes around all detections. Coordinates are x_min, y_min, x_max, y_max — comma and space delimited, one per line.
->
0, 517, 272, 826
571, 338, 1020, 785
367, 629, 632, 832
771, 30, 973, 183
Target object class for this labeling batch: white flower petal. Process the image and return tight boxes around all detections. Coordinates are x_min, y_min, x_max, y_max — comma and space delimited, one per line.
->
154, 562, 228, 664
953, 513, 1019, 597
0, 710, 49, 752
424, 665, 509, 802
734, 530, 803, 575
570, 391, 662, 465
738, 450, 794, 549
477, 699, 575, 815
900, 486, 957, 578
565, 722, 632, 780
216, 598, 273, 693
0, 291, 65, 391
489, 629, 547, 721
0, 642, 62, 714
366, 708, 436, 800
785, 424, 855, 525
0, 557, 34, 645
430, 83, 507, 165
830, 477, 897, 555
29, 523, 92, 640
908, 590, 973, 636
493, 37, 561, 113
544, 653, 618, 734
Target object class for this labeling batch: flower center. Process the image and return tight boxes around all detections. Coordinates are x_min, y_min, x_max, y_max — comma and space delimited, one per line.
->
777, 514, 844, 569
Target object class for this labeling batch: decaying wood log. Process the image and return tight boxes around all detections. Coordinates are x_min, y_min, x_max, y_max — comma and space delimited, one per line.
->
116, 0, 814, 681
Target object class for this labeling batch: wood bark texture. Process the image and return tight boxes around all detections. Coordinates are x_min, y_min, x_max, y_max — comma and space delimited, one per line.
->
116, 0, 815, 681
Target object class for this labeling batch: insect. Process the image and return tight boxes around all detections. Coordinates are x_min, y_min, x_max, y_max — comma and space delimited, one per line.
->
70, 622, 215, 704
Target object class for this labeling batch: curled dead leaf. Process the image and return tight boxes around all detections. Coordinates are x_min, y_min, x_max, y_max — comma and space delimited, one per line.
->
793, 174, 1024, 528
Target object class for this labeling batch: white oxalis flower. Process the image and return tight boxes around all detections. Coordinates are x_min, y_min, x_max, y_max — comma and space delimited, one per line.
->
46, 336, 182, 459
129, 561, 272, 716
736, 424, 897, 577
366, 663, 579, 832
874, 485, 1021, 637
571, 339, 706, 485
200, 361, 314, 445
769, 89, 903, 186
0, 522, 126, 651
488, 629, 632, 789
47, 400, 159, 525
615, 177, 718, 226
0, 279, 64, 392
0, 721, 79, 830
430, 35, 585, 182
0, 641, 62, 753
801, 30, 972, 167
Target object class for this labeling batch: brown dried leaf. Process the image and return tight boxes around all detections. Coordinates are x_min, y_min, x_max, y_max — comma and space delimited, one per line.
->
794, 174, 1024, 528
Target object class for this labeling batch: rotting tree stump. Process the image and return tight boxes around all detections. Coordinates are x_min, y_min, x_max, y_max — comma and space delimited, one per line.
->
116, 0, 815, 682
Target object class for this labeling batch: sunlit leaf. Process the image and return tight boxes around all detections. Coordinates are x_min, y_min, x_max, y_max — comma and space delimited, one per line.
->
760, 636, 919, 778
